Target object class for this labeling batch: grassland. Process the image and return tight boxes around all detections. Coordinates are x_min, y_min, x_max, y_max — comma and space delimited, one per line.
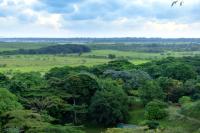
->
0, 42, 200, 73
0, 49, 200, 73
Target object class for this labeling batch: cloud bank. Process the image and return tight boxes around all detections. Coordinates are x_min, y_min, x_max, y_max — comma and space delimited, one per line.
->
0, 0, 200, 37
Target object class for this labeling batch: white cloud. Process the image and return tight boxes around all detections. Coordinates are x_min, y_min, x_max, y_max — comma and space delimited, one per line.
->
0, 0, 200, 37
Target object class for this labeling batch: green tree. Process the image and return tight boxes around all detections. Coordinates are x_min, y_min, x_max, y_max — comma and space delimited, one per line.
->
139, 81, 165, 105
0, 88, 22, 114
91, 59, 135, 76
183, 80, 200, 100
103, 69, 151, 91
157, 77, 184, 103
108, 54, 116, 59
45, 66, 89, 79
89, 79, 128, 126
9, 72, 44, 96
163, 63, 197, 81
180, 101, 200, 120
64, 73, 99, 124
0, 73, 8, 88
0, 110, 85, 133
145, 100, 168, 120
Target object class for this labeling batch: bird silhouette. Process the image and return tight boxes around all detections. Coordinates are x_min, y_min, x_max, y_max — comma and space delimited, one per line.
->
180, 1, 184, 6
171, 0, 184, 7
171, 0, 178, 7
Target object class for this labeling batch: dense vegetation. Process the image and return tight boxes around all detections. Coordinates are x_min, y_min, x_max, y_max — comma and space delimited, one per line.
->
0, 44, 91, 55
89, 43, 200, 53
0, 41, 200, 132
0, 54, 200, 132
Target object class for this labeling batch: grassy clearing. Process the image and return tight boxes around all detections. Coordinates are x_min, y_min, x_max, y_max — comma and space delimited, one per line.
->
128, 107, 145, 125
0, 49, 200, 73
0, 55, 109, 73
0, 50, 153, 73
83, 50, 161, 60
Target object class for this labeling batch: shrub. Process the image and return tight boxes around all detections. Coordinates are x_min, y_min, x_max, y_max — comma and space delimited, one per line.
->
145, 100, 168, 120
0, 88, 22, 114
179, 96, 192, 105
145, 120, 159, 129
180, 101, 200, 120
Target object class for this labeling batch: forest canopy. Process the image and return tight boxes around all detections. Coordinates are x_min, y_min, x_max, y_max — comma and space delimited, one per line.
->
0, 44, 91, 55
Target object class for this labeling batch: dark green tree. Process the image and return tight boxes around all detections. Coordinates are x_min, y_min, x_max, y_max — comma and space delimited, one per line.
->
64, 73, 99, 124
163, 63, 197, 81
139, 81, 165, 105
108, 54, 116, 59
89, 79, 129, 126
145, 100, 168, 120
157, 77, 184, 103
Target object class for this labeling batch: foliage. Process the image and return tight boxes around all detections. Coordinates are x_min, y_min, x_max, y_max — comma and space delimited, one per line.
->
0, 110, 85, 133
1, 44, 91, 55
45, 66, 89, 79
144, 120, 159, 129
145, 100, 168, 120
157, 77, 184, 103
103, 69, 151, 91
64, 73, 99, 124
139, 81, 165, 105
9, 72, 44, 96
64, 73, 99, 105
179, 96, 192, 105
89, 80, 129, 126
91, 59, 135, 76
183, 80, 200, 100
0, 88, 22, 114
1, 42, 200, 132
104, 127, 147, 133
163, 63, 197, 81
180, 101, 200, 120
0, 73, 8, 87
141, 58, 198, 81
108, 54, 116, 59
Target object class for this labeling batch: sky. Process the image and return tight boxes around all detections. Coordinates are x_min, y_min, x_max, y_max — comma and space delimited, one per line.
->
0, 0, 200, 38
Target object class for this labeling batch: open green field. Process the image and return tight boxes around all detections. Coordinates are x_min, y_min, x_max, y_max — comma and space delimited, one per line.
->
0, 42, 200, 73
0, 49, 200, 73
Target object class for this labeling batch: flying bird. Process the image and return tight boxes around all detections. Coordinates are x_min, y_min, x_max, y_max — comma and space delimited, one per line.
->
171, 0, 184, 7
180, 1, 184, 6
171, 0, 178, 7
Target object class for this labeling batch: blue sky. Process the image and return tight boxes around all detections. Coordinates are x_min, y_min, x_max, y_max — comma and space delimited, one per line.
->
0, 0, 200, 37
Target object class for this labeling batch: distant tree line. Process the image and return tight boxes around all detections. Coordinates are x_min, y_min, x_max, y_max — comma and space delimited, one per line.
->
0, 44, 91, 55
89, 43, 200, 53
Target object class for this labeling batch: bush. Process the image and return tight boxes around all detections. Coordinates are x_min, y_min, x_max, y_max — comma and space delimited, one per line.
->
108, 54, 116, 59
145, 100, 168, 120
145, 120, 159, 129
179, 96, 192, 105
180, 101, 200, 120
